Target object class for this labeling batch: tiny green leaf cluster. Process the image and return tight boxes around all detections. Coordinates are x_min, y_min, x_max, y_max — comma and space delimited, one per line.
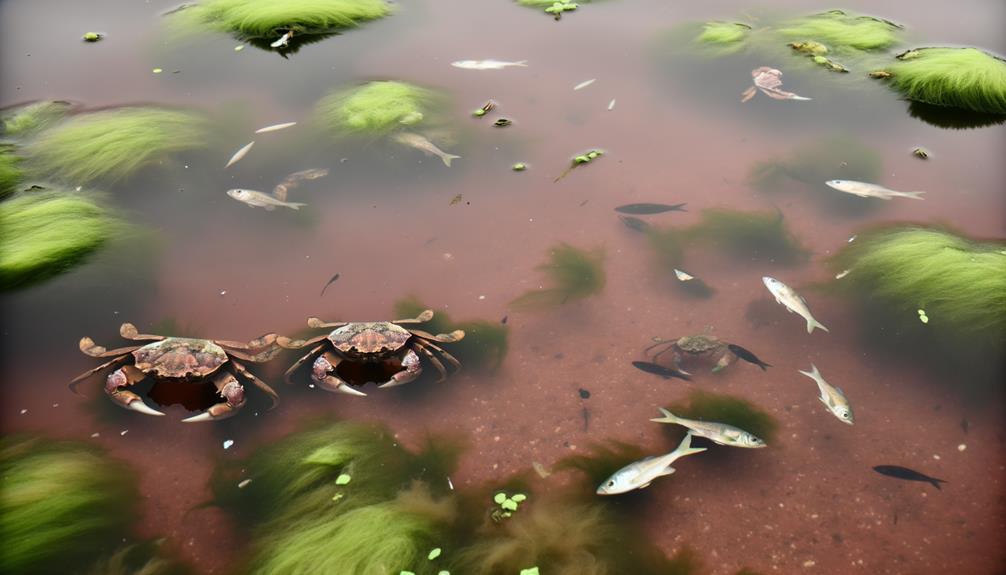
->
491, 491, 527, 520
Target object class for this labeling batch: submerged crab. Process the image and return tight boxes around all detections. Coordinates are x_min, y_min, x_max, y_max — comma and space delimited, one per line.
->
70, 323, 280, 422
645, 330, 737, 375
278, 310, 464, 395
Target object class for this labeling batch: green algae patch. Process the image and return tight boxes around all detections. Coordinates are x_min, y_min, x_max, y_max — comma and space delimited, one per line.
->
830, 227, 1006, 343
0, 144, 23, 199
168, 0, 391, 40
85, 542, 192, 575
697, 21, 750, 45
394, 297, 509, 371
510, 243, 606, 310
682, 208, 810, 265
1, 101, 73, 137
26, 108, 207, 185
1, 437, 138, 574
873, 48, 1006, 115
0, 190, 120, 291
667, 390, 778, 443
777, 10, 901, 51
316, 81, 440, 136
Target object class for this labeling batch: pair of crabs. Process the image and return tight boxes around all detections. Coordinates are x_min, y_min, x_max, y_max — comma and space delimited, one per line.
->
70, 310, 464, 422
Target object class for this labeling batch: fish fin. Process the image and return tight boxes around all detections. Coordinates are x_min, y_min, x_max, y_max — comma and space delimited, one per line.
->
639, 482, 651, 489
902, 191, 926, 200
442, 154, 461, 167
650, 407, 678, 425
807, 318, 829, 333
657, 466, 676, 478
286, 202, 307, 210
790, 95, 813, 101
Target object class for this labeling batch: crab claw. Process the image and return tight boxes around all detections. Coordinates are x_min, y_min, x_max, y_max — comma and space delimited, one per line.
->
311, 354, 366, 396
127, 400, 166, 416
181, 402, 239, 422
378, 349, 422, 388
183, 377, 245, 423
105, 368, 165, 416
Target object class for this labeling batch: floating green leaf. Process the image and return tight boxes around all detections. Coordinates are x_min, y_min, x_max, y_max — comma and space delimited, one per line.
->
428, 547, 442, 560
335, 473, 352, 485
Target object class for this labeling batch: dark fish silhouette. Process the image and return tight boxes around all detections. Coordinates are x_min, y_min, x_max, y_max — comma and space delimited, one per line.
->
500, 315, 508, 325
727, 344, 772, 370
618, 215, 651, 232
873, 465, 947, 490
319, 273, 340, 296
614, 203, 687, 215
631, 361, 692, 381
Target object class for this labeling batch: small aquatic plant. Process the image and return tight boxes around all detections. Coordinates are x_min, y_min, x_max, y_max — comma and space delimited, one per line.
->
695, 21, 751, 48
1, 100, 72, 137
316, 81, 437, 135
1, 436, 138, 574
0, 144, 22, 198
0, 190, 120, 291
667, 390, 778, 443
26, 108, 207, 184
394, 297, 509, 370
510, 243, 606, 310
873, 48, 1006, 115
682, 208, 810, 265
776, 10, 902, 51
167, 0, 391, 41
829, 227, 1006, 345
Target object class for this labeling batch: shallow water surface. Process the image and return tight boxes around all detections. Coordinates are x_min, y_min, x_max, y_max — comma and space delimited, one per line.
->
2, 0, 1005, 574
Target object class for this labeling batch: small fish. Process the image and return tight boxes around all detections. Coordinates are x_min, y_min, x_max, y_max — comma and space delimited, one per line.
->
631, 361, 692, 381
619, 215, 651, 233
573, 78, 596, 91
825, 180, 925, 201
226, 188, 306, 211
799, 364, 853, 424
225, 141, 254, 168
727, 344, 772, 370
651, 408, 766, 448
873, 465, 947, 490
449, 193, 463, 205
270, 31, 293, 49
614, 203, 687, 215
608, 98, 616, 110
741, 67, 812, 102
319, 273, 340, 296
762, 276, 829, 334
597, 432, 707, 495
392, 132, 461, 167
673, 269, 694, 282
255, 121, 297, 134
451, 59, 528, 70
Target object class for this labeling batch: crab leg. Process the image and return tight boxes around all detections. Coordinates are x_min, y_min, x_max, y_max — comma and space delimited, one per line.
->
69, 353, 132, 393
119, 323, 165, 341
643, 339, 676, 358
393, 309, 434, 324
312, 351, 366, 396
284, 343, 327, 384
412, 338, 462, 371
408, 328, 465, 343
230, 359, 279, 410
378, 349, 422, 388
307, 317, 348, 329
410, 341, 448, 383
105, 365, 165, 416
78, 336, 141, 358
182, 371, 246, 423
277, 334, 328, 350
215, 333, 278, 352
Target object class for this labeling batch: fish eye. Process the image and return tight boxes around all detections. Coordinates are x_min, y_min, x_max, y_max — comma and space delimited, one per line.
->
607, 480, 615, 487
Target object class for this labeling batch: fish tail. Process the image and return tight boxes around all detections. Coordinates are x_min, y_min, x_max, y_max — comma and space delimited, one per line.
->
807, 318, 829, 333
650, 407, 679, 425
442, 154, 461, 167
902, 191, 926, 200
515, 60, 528, 66
675, 432, 707, 458
798, 363, 821, 381
285, 202, 307, 210
930, 477, 947, 490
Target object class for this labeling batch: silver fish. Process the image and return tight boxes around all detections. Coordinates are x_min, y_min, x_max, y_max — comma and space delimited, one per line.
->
224, 141, 254, 168
762, 276, 829, 334
825, 179, 925, 200
741, 67, 811, 102
393, 132, 461, 167
799, 364, 854, 425
597, 432, 706, 495
227, 188, 305, 211
451, 59, 528, 70
650, 408, 766, 448
255, 121, 297, 134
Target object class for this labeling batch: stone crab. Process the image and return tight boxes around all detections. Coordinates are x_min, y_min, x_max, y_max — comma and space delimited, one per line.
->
644, 329, 737, 375
278, 309, 464, 395
69, 323, 280, 422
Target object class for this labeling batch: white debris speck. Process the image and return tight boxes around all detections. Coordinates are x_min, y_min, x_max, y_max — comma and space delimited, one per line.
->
447, 477, 454, 490
238, 479, 253, 489
308, 384, 316, 388
120, 430, 129, 436
933, 454, 940, 460
835, 269, 851, 279
608, 98, 616, 110
478, 295, 486, 300
573, 78, 596, 91
223, 439, 235, 450
958, 443, 966, 452
91, 433, 100, 438
52, 403, 59, 408
219, 290, 227, 296
19, 409, 28, 415
848, 235, 857, 243
803, 560, 816, 568
442, 253, 454, 261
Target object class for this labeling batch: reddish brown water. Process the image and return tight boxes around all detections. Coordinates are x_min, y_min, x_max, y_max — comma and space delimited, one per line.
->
2, 0, 1005, 573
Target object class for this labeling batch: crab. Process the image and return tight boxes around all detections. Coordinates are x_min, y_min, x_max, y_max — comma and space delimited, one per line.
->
277, 309, 464, 395
644, 329, 737, 375
69, 323, 280, 422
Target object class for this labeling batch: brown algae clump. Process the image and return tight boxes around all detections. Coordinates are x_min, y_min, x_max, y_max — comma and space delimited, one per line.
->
167, 0, 391, 41
510, 243, 606, 310
26, 107, 207, 184
1, 437, 138, 574
873, 47, 1006, 115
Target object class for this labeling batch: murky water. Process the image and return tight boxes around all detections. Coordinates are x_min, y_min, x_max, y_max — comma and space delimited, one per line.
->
2, 0, 1005, 573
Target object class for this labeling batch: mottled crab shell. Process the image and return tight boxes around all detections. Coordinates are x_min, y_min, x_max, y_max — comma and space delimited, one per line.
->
132, 337, 229, 378
676, 334, 724, 353
328, 322, 412, 356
